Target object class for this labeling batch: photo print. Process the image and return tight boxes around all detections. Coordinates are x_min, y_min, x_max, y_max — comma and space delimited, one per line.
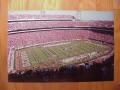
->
8, 11, 114, 82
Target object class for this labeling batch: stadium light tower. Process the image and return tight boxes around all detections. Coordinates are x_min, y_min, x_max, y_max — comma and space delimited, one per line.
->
75, 11, 81, 21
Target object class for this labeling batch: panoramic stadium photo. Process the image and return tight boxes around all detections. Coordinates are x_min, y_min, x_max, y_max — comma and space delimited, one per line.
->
8, 11, 114, 82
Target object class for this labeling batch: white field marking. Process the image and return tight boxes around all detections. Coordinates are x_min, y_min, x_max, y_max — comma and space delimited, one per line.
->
62, 52, 97, 63
21, 51, 31, 67
16, 39, 83, 49
8, 48, 15, 73
43, 42, 71, 47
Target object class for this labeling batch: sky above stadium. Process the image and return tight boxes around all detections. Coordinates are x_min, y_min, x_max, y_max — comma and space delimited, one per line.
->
9, 10, 113, 21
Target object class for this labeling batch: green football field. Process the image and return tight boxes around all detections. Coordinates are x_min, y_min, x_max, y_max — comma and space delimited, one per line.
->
14, 40, 111, 70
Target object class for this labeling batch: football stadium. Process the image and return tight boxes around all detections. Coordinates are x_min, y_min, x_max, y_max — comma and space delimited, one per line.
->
8, 11, 114, 82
